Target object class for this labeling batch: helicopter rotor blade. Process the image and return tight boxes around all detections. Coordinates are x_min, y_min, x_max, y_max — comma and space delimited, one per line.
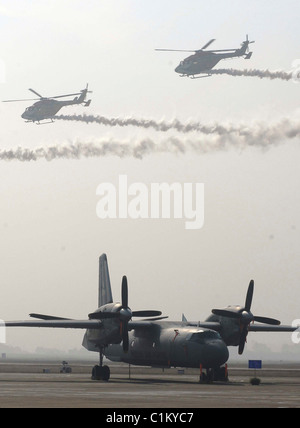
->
205, 49, 238, 53
155, 48, 196, 53
2, 98, 40, 103
50, 93, 83, 99
200, 39, 216, 51
28, 88, 44, 98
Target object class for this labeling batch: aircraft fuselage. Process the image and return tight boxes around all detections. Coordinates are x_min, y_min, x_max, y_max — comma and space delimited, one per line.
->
83, 321, 229, 369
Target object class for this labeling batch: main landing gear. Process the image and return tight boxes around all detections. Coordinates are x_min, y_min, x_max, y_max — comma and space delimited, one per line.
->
199, 365, 229, 384
91, 348, 110, 381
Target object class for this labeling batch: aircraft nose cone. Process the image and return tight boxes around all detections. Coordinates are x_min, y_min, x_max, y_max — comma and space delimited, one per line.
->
203, 340, 229, 368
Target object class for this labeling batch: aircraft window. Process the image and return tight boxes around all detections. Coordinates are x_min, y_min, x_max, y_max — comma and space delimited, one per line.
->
188, 331, 221, 344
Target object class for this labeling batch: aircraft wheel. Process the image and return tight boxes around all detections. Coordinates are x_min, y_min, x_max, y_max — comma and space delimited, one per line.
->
92, 365, 110, 381
92, 365, 102, 380
102, 365, 110, 381
199, 372, 208, 384
214, 367, 228, 382
207, 369, 214, 384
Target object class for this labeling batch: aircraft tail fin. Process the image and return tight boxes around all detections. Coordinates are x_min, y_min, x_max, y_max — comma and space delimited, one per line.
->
78, 84, 92, 104
98, 254, 113, 307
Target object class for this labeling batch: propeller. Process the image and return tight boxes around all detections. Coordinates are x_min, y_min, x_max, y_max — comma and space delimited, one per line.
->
89, 275, 162, 353
119, 276, 164, 352
212, 280, 280, 355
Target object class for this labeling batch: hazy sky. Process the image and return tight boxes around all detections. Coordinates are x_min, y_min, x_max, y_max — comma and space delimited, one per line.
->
0, 0, 300, 356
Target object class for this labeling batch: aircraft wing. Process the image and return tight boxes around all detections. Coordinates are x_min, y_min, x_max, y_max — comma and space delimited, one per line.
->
128, 320, 221, 331
249, 324, 298, 332
185, 322, 222, 331
5, 319, 102, 329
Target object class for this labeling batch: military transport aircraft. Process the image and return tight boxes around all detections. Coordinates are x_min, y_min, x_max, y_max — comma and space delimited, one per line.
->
4, 254, 298, 383
156, 35, 255, 79
2, 84, 92, 124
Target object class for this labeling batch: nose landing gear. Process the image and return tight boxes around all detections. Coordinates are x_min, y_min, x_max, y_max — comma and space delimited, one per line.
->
91, 347, 111, 381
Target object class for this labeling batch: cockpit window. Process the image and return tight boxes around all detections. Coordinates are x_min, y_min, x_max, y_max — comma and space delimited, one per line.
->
188, 330, 221, 344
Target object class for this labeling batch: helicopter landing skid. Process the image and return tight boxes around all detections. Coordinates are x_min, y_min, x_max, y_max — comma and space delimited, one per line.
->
190, 74, 212, 79
179, 74, 212, 79
36, 120, 55, 125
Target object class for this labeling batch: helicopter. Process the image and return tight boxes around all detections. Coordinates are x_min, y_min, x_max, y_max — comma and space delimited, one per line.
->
2, 84, 92, 124
156, 35, 255, 79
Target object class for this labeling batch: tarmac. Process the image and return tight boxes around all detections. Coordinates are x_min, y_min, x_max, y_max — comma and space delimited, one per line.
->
0, 360, 300, 408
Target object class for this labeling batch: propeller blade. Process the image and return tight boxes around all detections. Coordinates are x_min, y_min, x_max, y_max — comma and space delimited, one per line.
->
238, 328, 248, 355
245, 280, 254, 311
88, 311, 119, 319
30, 313, 71, 321
212, 309, 241, 319
120, 320, 129, 353
123, 331, 129, 352
238, 342, 245, 355
132, 310, 162, 317
200, 39, 216, 50
121, 276, 128, 308
253, 316, 280, 326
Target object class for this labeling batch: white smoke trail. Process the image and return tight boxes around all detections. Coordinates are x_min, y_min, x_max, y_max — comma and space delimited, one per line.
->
1, 121, 300, 163
55, 114, 238, 135
55, 113, 300, 143
0, 139, 184, 162
210, 68, 293, 81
